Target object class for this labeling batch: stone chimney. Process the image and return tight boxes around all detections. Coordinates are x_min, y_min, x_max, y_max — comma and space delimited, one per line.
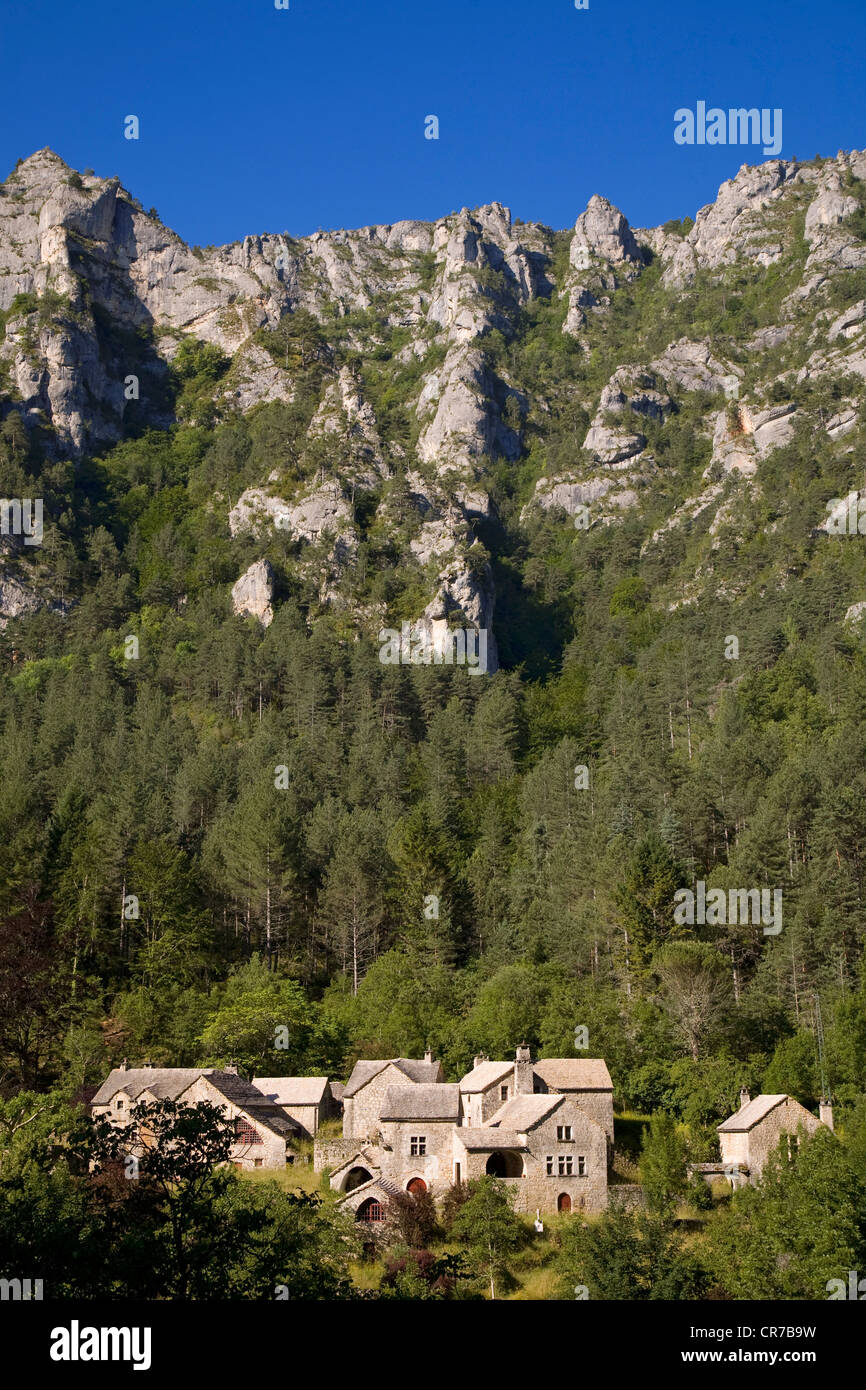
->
473, 1053, 487, 1069
515, 1043, 534, 1095
224, 1062, 238, 1075
423, 1049, 432, 1064
819, 1099, 834, 1131
739, 1087, 750, 1109
119, 1058, 127, 1072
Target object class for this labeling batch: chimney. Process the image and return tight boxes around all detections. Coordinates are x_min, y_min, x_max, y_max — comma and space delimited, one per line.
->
473, 1054, 487, 1069
119, 1058, 127, 1072
515, 1043, 534, 1095
739, 1088, 750, 1109
423, 1050, 432, 1064
819, 1099, 834, 1131
224, 1062, 238, 1076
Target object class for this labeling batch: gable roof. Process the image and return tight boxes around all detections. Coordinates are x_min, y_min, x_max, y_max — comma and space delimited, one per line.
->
337, 1174, 402, 1206
380, 1084, 460, 1121
486, 1093, 563, 1130
252, 1077, 330, 1107
92, 1068, 204, 1106
92, 1067, 298, 1141
533, 1059, 613, 1092
459, 1060, 514, 1093
457, 1128, 527, 1151
342, 1057, 441, 1098
718, 1094, 789, 1133
195, 1073, 298, 1139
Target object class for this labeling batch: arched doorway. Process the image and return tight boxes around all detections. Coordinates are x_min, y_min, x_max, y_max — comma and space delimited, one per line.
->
407, 1177, 427, 1194
558, 1192, 572, 1213
485, 1150, 523, 1177
344, 1165, 373, 1192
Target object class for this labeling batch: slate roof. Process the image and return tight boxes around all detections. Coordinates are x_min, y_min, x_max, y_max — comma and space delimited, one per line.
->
342, 1057, 441, 1098
91, 1068, 298, 1141
252, 1077, 330, 1107
338, 1174, 402, 1206
456, 1128, 527, 1151
92, 1068, 204, 1106
718, 1094, 788, 1133
380, 1083, 460, 1121
459, 1060, 514, 1093
533, 1059, 613, 1092
199, 1073, 299, 1138
486, 1094, 563, 1130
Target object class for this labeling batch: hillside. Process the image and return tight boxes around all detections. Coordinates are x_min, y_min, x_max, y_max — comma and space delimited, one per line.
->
1, 142, 866, 1136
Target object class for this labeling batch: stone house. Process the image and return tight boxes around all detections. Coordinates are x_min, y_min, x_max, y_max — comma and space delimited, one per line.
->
91, 1064, 298, 1171
716, 1090, 829, 1185
251, 1076, 336, 1138
341, 1053, 444, 1140
453, 1093, 608, 1214
325, 1046, 615, 1223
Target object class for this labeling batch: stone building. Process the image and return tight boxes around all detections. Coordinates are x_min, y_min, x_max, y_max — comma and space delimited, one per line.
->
91, 1064, 298, 1170
324, 1046, 615, 1224
341, 1053, 444, 1140
716, 1090, 828, 1185
251, 1076, 337, 1137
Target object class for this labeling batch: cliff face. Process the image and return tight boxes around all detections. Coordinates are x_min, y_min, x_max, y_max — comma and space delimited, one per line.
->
2, 145, 866, 648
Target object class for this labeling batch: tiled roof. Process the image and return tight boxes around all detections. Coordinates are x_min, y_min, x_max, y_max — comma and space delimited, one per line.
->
459, 1060, 514, 1093
718, 1094, 788, 1133
380, 1084, 460, 1121
456, 1128, 527, 1151
486, 1093, 562, 1130
91, 1068, 204, 1106
533, 1059, 613, 1091
342, 1057, 441, 1098
252, 1077, 330, 1106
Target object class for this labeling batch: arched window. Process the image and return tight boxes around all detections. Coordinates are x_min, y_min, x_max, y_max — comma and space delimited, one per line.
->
356, 1198, 384, 1223
407, 1177, 427, 1194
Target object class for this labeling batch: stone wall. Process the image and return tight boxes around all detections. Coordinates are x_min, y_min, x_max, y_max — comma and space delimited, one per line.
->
344, 1063, 412, 1140
314, 1137, 364, 1173
379, 1119, 454, 1193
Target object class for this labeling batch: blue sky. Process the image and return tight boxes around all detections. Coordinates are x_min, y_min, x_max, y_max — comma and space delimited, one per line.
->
1, 0, 864, 246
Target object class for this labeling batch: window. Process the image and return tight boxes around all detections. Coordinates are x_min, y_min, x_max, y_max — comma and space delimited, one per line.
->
410, 1135, 426, 1157
500, 1085, 509, 1102
577, 1155, 586, 1176
556, 1125, 572, 1141
558, 1154, 573, 1176
785, 1135, 800, 1162
235, 1118, 263, 1145
254, 1158, 263, 1168
357, 1198, 383, 1223
546, 1155, 554, 1176
116, 1099, 124, 1111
